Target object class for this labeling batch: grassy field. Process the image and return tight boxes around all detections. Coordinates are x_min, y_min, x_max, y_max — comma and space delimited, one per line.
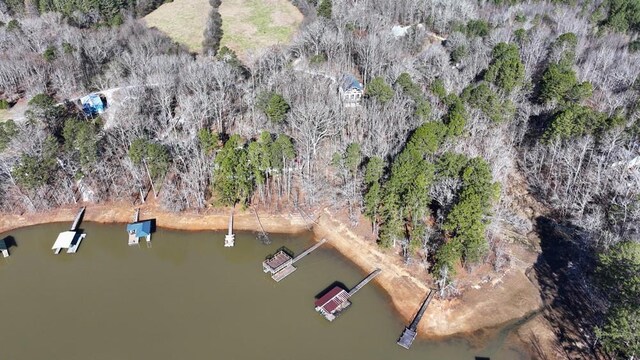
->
219, 0, 302, 58
143, 0, 302, 58
143, 0, 209, 52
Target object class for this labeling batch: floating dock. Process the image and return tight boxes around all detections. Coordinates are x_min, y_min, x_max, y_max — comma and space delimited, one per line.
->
397, 289, 435, 349
263, 239, 327, 282
224, 211, 235, 247
52, 207, 86, 255
315, 268, 382, 321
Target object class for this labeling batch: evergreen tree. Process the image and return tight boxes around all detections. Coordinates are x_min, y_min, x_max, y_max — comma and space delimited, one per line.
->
317, 0, 331, 18
197, 128, 219, 155
0, 120, 18, 152
213, 134, 253, 206
12, 135, 58, 190
129, 139, 170, 180
596, 240, 640, 358
439, 157, 498, 272
62, 118, 98, 171
203, 3, 223, 56
343, 143, 361, 175
258, 92, 290, 123
461, 82, 515, 123
484, 42, 525, 93
366, 77, 394, 103
444, 97, 467, 137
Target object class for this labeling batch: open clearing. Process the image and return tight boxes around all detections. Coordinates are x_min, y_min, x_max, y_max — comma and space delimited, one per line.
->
219, 0, 302, 58
143, 0, 209, 52
143, 0, 302, 58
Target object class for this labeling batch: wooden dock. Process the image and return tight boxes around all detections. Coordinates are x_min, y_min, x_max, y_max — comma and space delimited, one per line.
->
263, 239, 327, 282
292, 239, 326, 264
397, 289, 435, 349
53, 208, 87, 255
224, 211, 235, 247
70, 207, 85, 231
347, 268, 381, 297
315, 268, 382, 321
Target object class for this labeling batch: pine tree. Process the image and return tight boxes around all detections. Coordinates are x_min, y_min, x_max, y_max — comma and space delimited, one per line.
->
484, 42, 525, 93
317, 0, 331, 18
366, 77, 394, 103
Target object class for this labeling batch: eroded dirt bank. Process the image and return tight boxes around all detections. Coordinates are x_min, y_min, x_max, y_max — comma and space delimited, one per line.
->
0, 202, 541, 343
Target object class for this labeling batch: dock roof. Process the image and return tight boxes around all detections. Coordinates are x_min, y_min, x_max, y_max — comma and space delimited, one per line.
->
315, 286, 349, 313
127, 220, 152, 238
52, 231, 79, 250
264, 250, 293, 271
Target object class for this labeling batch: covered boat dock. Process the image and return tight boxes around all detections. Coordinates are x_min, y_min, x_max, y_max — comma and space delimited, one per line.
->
127, 221, 152, 245
52, 231, 85, 254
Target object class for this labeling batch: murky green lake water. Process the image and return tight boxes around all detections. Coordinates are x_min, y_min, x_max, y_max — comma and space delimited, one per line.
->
0, 222, 529, 359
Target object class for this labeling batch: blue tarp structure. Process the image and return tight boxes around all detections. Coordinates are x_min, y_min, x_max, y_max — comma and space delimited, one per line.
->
341, 75, 363, 91
80, 94, 105, 116
126, 220, 152, 238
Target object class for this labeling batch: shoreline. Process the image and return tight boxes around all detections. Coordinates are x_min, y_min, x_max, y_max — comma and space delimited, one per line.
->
0, 201, 541, 347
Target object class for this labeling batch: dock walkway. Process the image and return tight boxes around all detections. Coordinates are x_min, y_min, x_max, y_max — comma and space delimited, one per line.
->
397, 289, 435, 349
347, 268, 381, 297
292, 239, 326, 264
263, 239, 327, 282
70, 207, 85, 231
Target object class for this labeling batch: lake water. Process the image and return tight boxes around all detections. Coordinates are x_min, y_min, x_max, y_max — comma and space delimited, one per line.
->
0, 222, 529, 359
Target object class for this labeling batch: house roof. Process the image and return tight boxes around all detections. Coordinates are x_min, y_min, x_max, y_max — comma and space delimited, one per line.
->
127, 220, 152, 238
341, 75, 363, 91
0, 239, 7, 250
315, 286, 344, 309
80, 94, 103, 107
52, 231, 79, 249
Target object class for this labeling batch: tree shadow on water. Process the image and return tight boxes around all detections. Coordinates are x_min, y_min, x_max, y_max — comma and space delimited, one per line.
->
533, 216, 607, 359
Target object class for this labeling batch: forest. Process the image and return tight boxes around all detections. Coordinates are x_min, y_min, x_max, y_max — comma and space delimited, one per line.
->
0, 0, 639, 357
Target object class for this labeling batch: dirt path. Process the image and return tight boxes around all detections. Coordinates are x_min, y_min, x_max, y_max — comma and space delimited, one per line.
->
0, 201, 542, 346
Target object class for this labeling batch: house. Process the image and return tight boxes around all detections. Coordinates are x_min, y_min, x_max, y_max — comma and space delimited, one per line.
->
80, 94, 105, 116
339, 74, 364, 107
127, 220, 152, 245
314, 285, 351, 321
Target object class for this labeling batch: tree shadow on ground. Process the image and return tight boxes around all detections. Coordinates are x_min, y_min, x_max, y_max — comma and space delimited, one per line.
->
533, 216, 608, 359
